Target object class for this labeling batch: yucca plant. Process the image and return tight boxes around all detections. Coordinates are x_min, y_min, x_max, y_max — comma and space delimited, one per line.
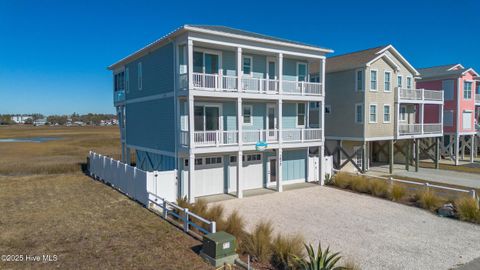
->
291, 243, 346, 270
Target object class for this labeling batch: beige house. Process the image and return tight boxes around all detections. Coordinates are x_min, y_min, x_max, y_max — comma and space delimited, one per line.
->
318, 45, 444, 173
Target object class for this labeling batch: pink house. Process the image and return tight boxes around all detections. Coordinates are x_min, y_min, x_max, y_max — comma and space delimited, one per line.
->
417, 64, 479, 164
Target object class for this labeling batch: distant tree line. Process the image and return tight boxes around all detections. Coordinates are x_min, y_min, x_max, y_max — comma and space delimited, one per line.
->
0, 113, 116, 126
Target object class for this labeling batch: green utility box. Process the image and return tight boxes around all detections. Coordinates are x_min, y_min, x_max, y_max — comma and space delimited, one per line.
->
200, 231, 238, 267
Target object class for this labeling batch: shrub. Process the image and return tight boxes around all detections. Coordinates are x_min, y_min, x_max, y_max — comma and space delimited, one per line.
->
351, 176, 370, 194
390, 183, 407, 202
241, 220, 274, 263
369, 180, 389, 198
333, 173, 353, 189
343, 258, 362, 270
418, 190, 442, 212
271, 233, 304, 270
455, 197, 480, 223
224, 210, 246, 242
204, 204, 225, 231
291, 242, 345, 270
190, 199, 208, 217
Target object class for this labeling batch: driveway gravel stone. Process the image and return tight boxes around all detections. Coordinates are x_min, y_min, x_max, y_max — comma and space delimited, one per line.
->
214, 186, 480, 270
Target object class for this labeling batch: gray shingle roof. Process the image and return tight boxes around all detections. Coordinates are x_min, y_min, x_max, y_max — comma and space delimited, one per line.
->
326, 45, 388, 73
418, 64, 469, 79
186, 24, 332, 52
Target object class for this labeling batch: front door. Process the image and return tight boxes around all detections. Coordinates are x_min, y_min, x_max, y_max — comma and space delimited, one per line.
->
266, 104, 277, 141
267, 58, 277, 92
268, 157, 277, 185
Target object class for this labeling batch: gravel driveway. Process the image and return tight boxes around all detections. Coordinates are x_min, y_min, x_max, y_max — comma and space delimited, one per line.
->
214, 186, 480, 270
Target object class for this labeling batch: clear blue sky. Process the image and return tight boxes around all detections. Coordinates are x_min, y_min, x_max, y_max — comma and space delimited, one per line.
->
1, 0, 478, 115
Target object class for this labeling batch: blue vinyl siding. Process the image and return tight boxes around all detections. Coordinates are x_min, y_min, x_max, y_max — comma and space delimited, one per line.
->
126, 97, 175, 152
243, 103, 266, 130
136, 150, 175, 171
126, 42, 174, 99
223, 102, 237, 131
282, 103, 298, 129
222, 51, 237, 76
282, 149, 306, 181
283, 58, 308, 81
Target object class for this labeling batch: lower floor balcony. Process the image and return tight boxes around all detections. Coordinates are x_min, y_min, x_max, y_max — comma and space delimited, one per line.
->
180, 128, 322, 147
397, 123, 442, 137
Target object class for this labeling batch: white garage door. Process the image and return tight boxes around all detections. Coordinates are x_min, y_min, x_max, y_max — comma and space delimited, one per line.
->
184, 156, 225, 197
228, 154, 264, 192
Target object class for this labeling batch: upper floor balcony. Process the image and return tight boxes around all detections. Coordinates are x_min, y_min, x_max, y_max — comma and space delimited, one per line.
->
176, 39, 325, 100
395, 102, 443, 139
396, 88, 443, 104
178, 73, 323, 96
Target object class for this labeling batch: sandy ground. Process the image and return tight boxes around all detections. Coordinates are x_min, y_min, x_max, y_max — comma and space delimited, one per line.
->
214, 186, 480, 270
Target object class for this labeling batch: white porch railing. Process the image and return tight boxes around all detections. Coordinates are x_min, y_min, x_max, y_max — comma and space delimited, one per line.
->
398, 88, 443, 102
187, 128, 321, 147
189, 73, 322, 96
282, 128, 322, 142
398, 123, 442, 136
282, 81, 322, 96
192, 130, 238, 146
423, 123, 443, 134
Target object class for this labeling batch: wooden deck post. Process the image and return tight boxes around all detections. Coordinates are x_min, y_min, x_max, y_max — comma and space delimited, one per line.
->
435, 137, 440, 169
405, 140, 410, 171
415, 139, 420, 172
389, 140, 394, 175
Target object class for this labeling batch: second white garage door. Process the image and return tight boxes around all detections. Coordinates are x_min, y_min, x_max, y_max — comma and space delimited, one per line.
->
184, 156, 225, 197
228, 153, 264, 193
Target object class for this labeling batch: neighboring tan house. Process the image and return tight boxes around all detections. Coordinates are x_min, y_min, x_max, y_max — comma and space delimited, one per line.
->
319, 45, 444, 174
417, 64, 479, 164
108, 25, 331, 202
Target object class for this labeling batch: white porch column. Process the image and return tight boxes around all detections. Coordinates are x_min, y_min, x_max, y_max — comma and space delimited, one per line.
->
278, 99, 283, 144
236, 97, 243, 198
420, 103, 424, 134
320, 58, 326, 185
187, 39, 194, 89
278, 53, 283, 94
276, 148, 283, 192
237, 151, 243, 198
188, 152, 195, 203
237, 47, 242, 91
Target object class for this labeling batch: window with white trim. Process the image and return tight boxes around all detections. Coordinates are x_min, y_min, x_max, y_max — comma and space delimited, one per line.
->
194, 158, 203, 165
384, 71, 391, 91
400, 105, 407, 121
246, 154, 261, 162
397, 75, 403, 88
356, 70, 363, 91
205, 157, 222, 165
230, 156, 237, 163
243, 56, 252, 76
464, 81, 472, 99
406, 76, 412, 89
369, 104, 377, 123
383, 105, 391, 123
297, 103, 306, 127
297, 63, 307, 82
137, 62, 143, 90
243, 105, 253, 125
370, 70, 377, 90
355, 104, 363, 124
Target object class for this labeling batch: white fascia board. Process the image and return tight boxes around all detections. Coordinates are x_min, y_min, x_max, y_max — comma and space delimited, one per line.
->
376, 45, 420, 76
448, 64, 465, 71
184, 25, 334, 54
462, 68, 480, 77
366, 53, 400, 71
189, 36, 326, 60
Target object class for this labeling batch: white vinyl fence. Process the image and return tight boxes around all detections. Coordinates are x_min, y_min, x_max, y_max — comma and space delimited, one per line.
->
88, 151, 177, 205
88, 151, 217, 236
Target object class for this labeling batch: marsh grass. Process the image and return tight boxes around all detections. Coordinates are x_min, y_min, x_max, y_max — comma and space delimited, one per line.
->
369, 179, 389, 198
390, 183, 407, 202
0, 126, 210, 269
418, 190, 443, 212
270, 233, 304, 270
241, 220, 274, 263
455, 197, 480, 223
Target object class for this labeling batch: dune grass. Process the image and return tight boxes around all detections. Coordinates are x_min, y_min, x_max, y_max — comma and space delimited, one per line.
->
0, 125, 211, 269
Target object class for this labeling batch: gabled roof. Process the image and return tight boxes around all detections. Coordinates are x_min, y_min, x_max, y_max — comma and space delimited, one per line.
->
418, 64, 479, 79
326, 44, 419, 76
108, 25, 333, 70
